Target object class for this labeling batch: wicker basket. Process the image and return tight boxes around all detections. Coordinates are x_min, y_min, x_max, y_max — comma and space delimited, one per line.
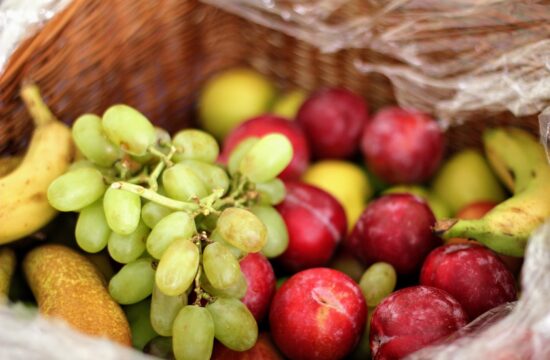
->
0, 0, 542, 157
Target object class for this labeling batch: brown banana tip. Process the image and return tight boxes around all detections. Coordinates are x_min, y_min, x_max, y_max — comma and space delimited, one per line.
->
432, 218, 459, 235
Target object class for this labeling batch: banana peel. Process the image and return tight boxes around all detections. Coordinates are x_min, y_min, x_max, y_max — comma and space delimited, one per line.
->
0, 84, 74, 244
435, 127, 550, 257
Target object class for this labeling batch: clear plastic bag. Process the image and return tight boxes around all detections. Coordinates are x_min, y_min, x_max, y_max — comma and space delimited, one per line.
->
407, 221, 550, 359
203, 0, 550, 126
0, 303, 154, 360
0, 0, 71, 72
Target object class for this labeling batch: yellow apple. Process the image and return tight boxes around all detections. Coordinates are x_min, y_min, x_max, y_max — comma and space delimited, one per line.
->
302, 160, 372, 231
198, 68, 277, 140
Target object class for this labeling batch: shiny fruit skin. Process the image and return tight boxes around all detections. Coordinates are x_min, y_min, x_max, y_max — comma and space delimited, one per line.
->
348, 194, 441, 274
270, 268, 367, 360
276, 182, 347, 272
370, 285, 468, 360
211, 333, 284, 360
302, 160, 372, 231
240, 253, 276, 322
361, 107, 444, 184
297, 88, 369, 159
420, 243, 518, 319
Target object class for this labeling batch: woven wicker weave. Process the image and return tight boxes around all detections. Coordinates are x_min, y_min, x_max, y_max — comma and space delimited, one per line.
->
0, 0, 540, 155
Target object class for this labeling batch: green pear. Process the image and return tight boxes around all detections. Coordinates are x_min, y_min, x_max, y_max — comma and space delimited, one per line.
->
271, 89, 308, 119
198, 68, 277, 140
383, 184, 451, 219
431, 149, 506, 215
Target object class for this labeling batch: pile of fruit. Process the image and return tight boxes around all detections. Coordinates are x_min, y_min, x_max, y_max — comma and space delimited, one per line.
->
0, 67, 549, 360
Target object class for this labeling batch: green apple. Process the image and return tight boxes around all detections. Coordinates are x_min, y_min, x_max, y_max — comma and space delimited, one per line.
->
198, 68, 277, 140
271, 89, 308, 119
383, 184, 452, 219
431, 149, 506, 214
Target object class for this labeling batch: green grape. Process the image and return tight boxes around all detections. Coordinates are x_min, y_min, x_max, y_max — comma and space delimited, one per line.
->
172, 129, 219, 164
154, 126, 172, 145
201, 270, 247, 299
155, 238, 199, 296
250, 205, 289, 258
69, 160, 117, 178
68, 159, 95, 171
146, 211, 196, 259
47, 167, 106, 211
359, 262, 397, 308
206, 297, 258, 351
150, 284, 187, 337
227, 137, 259, 175
239, 134, 293, 183
75, 199, 110, 253
209, 230, 245, 259
141, 201, 173, 228
103, 187, 141, 235
107, 220, 149, 264
123, 298, 158, 350
172, 305, 215, 360
255, 178, 286, 205
162, 163, 208, 201
217, 207, 267, 253
102, 104, 156, 156
179, 160, 230, 195
109, 258, 155, 304
72, 113, 121, 166
131, 127, 171, 165
202, 242, 242, 290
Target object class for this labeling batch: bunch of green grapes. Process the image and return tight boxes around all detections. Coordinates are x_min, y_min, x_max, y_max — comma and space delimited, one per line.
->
47, 104, 292, 360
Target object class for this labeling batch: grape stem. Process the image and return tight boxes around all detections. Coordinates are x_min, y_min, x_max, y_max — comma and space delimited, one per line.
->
147, 145, 177, 191
148, 146, 175, 167
213, 175, 250, 209
126, 168, 149, 185
193, 265, 203, 306
195, 188, 225, 217
111, 182, 200, 211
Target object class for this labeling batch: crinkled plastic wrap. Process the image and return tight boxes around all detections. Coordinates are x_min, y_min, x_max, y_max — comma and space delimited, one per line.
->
204, 0, 550, 126
0, 0, 71, 72
0, 303, 154, 360
1, 0, 550, 359
407, 222, 550, 359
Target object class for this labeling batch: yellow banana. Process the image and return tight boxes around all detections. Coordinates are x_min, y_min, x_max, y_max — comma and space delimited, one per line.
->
435, 127, 550, 257
0, 156, 23, 176
0, 84, 74, 244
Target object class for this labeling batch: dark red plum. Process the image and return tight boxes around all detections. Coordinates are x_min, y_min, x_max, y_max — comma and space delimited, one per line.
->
361, 107, 444, 184
420, 243, 518, 320
276, 182, 347, 272
296, 88, 369, 159
240, 252, 276, 322
370, 285, 468, 360
270, 268, 367, 360
348, 194, 441, 274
